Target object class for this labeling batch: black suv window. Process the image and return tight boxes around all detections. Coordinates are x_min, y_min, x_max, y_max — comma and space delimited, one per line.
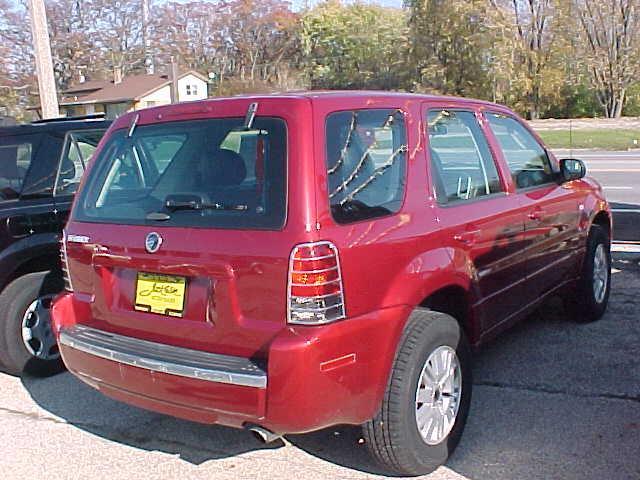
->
56, 130, 105, 195
486, 113, 555, 189
326, 109, 407, 224
0, 136, 39, 200
427, 110, 503, 204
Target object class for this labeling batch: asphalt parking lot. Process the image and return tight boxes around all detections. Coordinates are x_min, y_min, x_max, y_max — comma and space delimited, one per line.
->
0, 251, 638, 480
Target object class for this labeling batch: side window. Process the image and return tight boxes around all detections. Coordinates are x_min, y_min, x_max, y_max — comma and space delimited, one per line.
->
326, 109, 407, 224
56, 130, 105, 195
486, 113, 555, 189
0, 142, 32, 200
427, 110, 503, 204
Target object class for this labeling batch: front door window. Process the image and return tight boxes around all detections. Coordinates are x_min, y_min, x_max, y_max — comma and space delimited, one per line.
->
485, 113, 555, 189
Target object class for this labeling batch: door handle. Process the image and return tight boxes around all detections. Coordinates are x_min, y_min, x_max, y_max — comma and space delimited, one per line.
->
454, 229, 480, 246
528, 209, 546, 221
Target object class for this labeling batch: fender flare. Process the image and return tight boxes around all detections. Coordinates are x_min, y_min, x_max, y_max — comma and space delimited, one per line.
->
0, 232, 61, 290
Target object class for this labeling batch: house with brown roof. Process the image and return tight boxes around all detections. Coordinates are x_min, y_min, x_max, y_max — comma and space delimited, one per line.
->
59, 70, 209, 119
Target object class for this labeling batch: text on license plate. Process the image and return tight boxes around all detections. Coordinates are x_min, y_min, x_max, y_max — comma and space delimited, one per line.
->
134, 272, 187, 317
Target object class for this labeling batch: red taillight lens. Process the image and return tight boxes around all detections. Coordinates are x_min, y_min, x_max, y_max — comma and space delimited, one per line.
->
287, 241, 346, 324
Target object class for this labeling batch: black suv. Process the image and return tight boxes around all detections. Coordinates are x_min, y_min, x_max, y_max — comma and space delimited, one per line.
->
0, 116, 110, 375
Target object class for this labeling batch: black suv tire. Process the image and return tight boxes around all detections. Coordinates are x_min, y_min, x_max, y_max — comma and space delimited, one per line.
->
0, 271, 65, 376
363, 309, 472, 476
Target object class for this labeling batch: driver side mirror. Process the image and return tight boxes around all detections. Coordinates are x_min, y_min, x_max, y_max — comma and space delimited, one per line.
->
559, 158, 586, 182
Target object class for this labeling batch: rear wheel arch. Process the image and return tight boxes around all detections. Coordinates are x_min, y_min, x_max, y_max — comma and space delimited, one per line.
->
2, 252, 61, 292
0, 234, 62, 291
368, 282, 474, 418
591, 210, 611, 240
363, 308, 473, 475
419, 285, 476, 346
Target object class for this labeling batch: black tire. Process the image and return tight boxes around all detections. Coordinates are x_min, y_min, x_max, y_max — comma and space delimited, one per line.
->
565, 225, 611, 323
363, 309, 472, 476
0, 271, 65, 376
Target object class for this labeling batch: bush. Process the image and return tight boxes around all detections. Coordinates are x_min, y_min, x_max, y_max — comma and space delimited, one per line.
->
623, 83, 640, 117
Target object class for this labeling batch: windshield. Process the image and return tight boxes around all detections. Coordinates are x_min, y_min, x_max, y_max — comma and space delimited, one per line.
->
74, 117, 287, 229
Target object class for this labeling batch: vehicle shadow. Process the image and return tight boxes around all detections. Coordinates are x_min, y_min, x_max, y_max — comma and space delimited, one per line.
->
21, 253, 640, 478
20, 370, 285, 465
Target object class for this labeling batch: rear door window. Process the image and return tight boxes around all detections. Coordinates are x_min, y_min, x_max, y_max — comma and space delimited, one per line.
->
326, 109, 407, 223
56, 130, 105, 195
75, 117, 287, 230
427, 110, 503, 204
0, 134, 41, 200
485, 113, 555, 189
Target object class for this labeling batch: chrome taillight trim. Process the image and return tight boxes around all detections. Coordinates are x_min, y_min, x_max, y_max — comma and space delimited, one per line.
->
289, 278, 342, 287
292, 253, 335, 261
289, 303, 344, 313
61, 230, 74, 292
290, 265, 339, 275
287, 241, 346, 325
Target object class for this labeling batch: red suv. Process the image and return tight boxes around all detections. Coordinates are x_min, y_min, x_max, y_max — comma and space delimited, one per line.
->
51, 92, 611, 476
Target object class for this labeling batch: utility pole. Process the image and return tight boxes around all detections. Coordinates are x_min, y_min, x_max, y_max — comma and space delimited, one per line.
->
27, 0, 59, 119
142, 0, 154, 74
170, 57, 179, 104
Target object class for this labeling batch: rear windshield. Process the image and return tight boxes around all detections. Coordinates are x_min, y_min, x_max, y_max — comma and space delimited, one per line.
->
74, 117, 287, 229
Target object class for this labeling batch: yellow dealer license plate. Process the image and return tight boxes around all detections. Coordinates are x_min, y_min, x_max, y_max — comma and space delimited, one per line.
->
134, 272, 187, 317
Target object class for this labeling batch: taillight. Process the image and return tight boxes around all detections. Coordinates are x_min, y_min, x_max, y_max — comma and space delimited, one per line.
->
60, 230, 73, 292
287, 241, 346, 325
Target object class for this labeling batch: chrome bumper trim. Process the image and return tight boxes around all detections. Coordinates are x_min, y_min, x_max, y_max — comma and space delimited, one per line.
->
59, 325, 267, 389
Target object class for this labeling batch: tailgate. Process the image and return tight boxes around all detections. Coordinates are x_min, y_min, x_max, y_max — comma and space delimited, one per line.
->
64, 224, 292, 358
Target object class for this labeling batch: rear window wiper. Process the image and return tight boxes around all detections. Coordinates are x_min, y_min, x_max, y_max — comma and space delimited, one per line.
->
164, 199, 248, 212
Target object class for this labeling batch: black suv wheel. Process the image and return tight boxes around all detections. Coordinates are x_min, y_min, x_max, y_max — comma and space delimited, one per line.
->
0, 271, 65, 376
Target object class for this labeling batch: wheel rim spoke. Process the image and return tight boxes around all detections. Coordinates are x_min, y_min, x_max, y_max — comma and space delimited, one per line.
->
21, 295, 60, 361
592, 244, 609, 304
415, 345, 462, 445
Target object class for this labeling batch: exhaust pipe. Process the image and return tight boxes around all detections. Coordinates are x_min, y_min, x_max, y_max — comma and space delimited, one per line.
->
247, 425, 282, 444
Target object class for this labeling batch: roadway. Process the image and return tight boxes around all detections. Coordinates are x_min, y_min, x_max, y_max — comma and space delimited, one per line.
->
554, 150, 640, 243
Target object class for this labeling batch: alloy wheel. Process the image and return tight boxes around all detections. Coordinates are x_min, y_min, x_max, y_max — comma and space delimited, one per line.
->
21, 295, 60, 361
415, 345, 462, 445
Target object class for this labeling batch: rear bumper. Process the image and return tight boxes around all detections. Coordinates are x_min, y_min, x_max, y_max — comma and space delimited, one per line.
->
60, 325, 267, 388
52, 292, 410, 434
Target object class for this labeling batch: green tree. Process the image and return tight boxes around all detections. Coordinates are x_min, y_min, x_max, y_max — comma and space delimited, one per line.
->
406, 0, 491, 97
301, 0, 410, 90
488, 0, 566, 119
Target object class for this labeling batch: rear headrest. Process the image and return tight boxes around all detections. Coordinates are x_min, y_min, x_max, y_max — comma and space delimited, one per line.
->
200, 148, 247, 187
0, 146, 21, 180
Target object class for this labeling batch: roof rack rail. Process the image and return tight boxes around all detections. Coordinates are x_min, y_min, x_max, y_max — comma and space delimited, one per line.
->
31, 113, 106, 124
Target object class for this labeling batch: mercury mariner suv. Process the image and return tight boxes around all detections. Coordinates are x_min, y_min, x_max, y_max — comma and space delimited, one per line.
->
51, 93, 611, 476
